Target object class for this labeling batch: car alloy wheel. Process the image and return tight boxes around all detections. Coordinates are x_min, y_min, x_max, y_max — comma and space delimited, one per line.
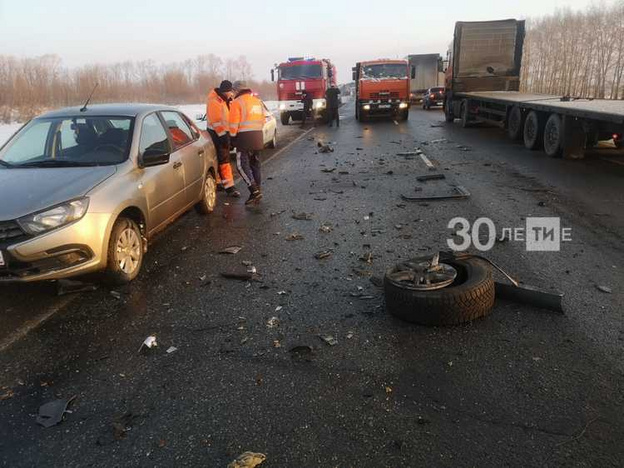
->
115, 227, 142, 275
204, 174, 217, 211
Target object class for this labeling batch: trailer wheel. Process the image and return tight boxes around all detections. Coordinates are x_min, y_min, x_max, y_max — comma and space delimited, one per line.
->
384, 256, 495, 326
460, 100, 471, 128
280, 112, 289, 126
444, 98, 454, 123
507, 106, 524, 140
523, 111, 542, 150
544, 114, 563, 158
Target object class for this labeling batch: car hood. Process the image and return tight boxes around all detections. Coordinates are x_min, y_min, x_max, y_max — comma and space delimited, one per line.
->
0, 166, 117, 220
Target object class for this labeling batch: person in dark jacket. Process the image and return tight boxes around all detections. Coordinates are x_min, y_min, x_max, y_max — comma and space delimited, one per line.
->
325, 84, 341, 127
229, 80, 266, 205
300, 90, 313, 128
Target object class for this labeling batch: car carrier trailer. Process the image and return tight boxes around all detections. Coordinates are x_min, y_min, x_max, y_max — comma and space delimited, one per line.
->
443, 19, 624, 159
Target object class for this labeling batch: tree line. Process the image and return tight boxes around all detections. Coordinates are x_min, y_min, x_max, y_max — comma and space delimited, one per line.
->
0, 54, 276, 123
521, 2, 624, 98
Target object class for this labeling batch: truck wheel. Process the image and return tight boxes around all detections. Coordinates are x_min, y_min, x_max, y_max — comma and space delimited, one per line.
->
280, 112, 289, 126
460, 100, 471, 128
105, 217, 144, 285
384, 256, 495, 326
444, 98, 454, 123
523, 111, 542, 150
544, 114, 563, 158
507, 106, 524, 140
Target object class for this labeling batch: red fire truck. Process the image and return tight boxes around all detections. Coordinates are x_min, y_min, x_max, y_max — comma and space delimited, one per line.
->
271, 57, 337, 125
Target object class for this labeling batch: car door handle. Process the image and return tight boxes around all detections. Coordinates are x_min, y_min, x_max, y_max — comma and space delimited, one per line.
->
198, 150, 204, 157
173, 161, 182, 169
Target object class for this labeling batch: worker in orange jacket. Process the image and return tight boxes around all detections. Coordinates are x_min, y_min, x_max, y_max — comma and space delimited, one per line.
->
229, 80, 266, 205
206, 80, 240, 198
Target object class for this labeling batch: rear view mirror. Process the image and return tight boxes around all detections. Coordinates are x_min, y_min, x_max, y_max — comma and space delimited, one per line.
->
271, 69, 275, 82
411, 67, 416, 79
141, 148, 170, 168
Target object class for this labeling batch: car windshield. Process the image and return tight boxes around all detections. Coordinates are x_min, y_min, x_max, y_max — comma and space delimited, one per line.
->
362, 64, 408, 80
0, 116, 134, 167
279, 64, 322, 80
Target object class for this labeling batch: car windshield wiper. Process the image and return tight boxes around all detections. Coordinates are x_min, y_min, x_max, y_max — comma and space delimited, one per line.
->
0, 160, 13, 168
13, 160, 100, 168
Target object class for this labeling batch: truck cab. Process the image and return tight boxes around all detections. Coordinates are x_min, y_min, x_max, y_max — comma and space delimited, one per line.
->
271, 57, 336, 125
352, 59, 414, 122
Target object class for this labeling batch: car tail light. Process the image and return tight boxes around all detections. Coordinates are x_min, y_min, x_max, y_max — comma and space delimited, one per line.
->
613, 133, 621, 141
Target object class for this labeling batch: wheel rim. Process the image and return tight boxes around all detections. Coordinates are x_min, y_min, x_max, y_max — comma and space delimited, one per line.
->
115, 227, 141, 275
204, 175, 217, 210
525, 116, 537, 142
545, 119, 560, 151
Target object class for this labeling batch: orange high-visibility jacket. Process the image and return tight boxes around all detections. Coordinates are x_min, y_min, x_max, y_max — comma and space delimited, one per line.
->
206, 89, 230, 137
229, 91, 265, 150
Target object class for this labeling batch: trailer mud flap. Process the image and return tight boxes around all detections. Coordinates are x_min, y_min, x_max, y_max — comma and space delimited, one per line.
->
563, 116, 585, 160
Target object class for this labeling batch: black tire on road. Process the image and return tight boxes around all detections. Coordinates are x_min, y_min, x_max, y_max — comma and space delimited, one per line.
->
544, 113, 563, 158
507, 106, 524, 140
401, 109, 409, 121
384, 257, 495, 326
444, 97, 454, 123
268, 131, 277, 149
523, 110, 542, 150
280, 112, 289, 126
460, 100, 471, 128
105, 217, 144, 285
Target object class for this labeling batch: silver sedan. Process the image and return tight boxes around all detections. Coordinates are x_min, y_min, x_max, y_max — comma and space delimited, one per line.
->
0, 104, 218, 283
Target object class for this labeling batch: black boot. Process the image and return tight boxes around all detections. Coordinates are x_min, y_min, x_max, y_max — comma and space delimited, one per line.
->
245, 186, 263, 205
225, 187, 241, 198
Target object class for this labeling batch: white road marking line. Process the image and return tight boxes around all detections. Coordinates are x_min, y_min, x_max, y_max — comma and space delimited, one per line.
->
0, 295, 78, 352
419, 153, 436, 170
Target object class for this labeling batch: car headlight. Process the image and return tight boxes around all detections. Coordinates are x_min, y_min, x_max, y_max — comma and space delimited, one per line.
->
18, 198, 89, 235
363, 104, 371, 111
279, 103, 286, 110
315, 100, 326, 109
399, 102, 409, 109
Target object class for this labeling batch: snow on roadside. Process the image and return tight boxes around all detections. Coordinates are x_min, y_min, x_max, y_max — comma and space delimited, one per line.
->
0, 123, 23, 147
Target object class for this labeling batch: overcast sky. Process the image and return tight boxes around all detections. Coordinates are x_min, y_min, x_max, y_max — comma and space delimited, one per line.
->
0, 0, 598, 85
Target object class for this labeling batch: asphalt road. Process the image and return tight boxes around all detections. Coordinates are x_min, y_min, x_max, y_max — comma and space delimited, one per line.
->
1, 101, 623, 467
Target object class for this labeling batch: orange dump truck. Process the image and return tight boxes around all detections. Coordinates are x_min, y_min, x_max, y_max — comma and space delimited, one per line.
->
352, 59, 414, 121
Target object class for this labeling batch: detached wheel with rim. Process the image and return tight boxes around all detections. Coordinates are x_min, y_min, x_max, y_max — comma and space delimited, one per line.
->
543, 113, 563, 158
280, 112, 289, 126
195, 171, 217, 214
523, 110, 542, 150
105, 217, 144, 284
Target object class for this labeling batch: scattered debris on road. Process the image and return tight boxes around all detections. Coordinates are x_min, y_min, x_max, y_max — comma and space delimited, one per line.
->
56, 279, 98, 296
596, 285, 612, 294
401, 186, 471, 202
315, 250, 332, 260
138, 335, 158, 353
321, 167, 336, 173
266, 316, 280, 328
317, 142, 334, 153
289, 345, 314, 361
110, 290, 122, 300
319, 334, 338, 346
1, 387, 15, 400
292, 212, 314, 220
220, 246, 243, 255
227, 451, 267, 468
166, 346, 177, 354
319, 223, 333, 233
36, 396, 76, 428
220, 270, 258, 282
286, 233, 304, 241
416, 173, 446, 182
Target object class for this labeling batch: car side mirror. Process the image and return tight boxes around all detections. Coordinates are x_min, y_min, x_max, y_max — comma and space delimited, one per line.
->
140, 148, 170, 168
271, 69, 275, 82
411, 67, 416, 79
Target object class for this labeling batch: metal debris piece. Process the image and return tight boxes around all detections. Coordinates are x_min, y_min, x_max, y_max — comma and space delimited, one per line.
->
220, 246, 242, 255
346, 331, 354, 339
36, 396, 76, 428
227, 451, 267, 468
430, 138, 448, 144
360, 252, 373, 264
286, 233, 304, 241
292, 212, 314, 221
266, 316, 280, 328
138, 335, 158, 353
416, 173, 445, 182
318, 144, 334, 153
277, 290, 288, 295
321, 167, 336, 173
401, 185, 471, 201
0, 387, 15, 400
56, 279, 98, 296
110, 290, 122, 300
319, 223, 333, 233
596, 285, 612, 294
315, 250, 332, 260
273, 340, 282, 348
396, 151, 420, 156
319, 335, 338, 346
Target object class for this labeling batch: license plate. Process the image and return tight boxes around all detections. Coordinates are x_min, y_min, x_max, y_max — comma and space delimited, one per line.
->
0, 251, 5, 267
379, 104, 391, 109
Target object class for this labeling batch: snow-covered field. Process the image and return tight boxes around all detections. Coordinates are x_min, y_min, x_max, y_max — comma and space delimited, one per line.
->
0, 101, 280, 147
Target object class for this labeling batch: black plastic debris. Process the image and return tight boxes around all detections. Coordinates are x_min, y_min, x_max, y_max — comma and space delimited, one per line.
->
37, 396, 76, 428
